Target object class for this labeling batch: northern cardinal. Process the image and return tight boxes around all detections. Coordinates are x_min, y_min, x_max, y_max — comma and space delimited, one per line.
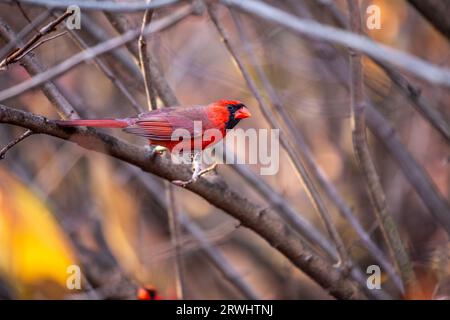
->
55, 100, 251, 186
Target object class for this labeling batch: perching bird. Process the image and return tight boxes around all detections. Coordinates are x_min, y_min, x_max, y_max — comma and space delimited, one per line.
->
55, 100, 251, 186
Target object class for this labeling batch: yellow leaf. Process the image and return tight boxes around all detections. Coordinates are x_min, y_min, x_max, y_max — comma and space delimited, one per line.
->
0, 169, 75, 296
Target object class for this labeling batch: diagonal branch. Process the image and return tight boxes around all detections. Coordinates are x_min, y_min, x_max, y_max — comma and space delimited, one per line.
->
0, 10, 73, 69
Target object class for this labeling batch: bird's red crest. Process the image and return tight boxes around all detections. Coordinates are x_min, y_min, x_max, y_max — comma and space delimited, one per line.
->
214, 99, 244, 107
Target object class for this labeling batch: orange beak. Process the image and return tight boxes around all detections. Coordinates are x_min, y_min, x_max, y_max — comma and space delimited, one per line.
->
234, 107, 252, 119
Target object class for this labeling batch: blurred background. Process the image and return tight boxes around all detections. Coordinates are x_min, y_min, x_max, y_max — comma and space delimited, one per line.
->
0, 0, 449, 299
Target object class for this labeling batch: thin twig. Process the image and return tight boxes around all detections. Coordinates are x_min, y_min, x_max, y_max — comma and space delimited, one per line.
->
0, 10, 73, 69
177, 213, 259, 299
366, 105, 450, 234
0, 129, 34, 159
0, 10, 51, 61
207, 4, 351, 270
139, 2, 158, 111
14, 31, 68, 61
346, 0, 419, 296
224, 151, 391, 300
0, 6, 193, 102
0, 18, 77, 119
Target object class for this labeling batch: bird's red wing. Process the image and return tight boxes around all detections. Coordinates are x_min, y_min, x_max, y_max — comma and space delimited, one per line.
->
123, 107, 209, 141
123, 118, 176, 141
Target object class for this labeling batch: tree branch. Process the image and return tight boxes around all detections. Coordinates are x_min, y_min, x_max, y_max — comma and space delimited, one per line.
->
0, 104, 366, 300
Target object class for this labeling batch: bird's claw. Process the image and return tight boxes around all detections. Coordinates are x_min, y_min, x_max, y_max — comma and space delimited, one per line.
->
172, 162, 217, 188
199, 163, 218, 176
172, 178, 195, 188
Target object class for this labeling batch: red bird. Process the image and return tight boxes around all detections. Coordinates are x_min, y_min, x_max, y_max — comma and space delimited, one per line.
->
55, 100, 251, 186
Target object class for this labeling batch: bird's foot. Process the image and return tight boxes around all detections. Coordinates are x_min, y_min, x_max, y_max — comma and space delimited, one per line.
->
198, 162, 218, 177
172, 154, 217, 187
172, 165, 216, 187
172, 178, 194, 188
146, 145, 167, 159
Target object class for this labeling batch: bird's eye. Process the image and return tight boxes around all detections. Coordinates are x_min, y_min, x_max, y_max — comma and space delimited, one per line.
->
228, 103, 244, 111
228, 104, 236, 112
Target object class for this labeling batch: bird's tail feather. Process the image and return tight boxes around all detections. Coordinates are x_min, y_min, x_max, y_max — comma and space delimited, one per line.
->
55, 119, 128, 128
